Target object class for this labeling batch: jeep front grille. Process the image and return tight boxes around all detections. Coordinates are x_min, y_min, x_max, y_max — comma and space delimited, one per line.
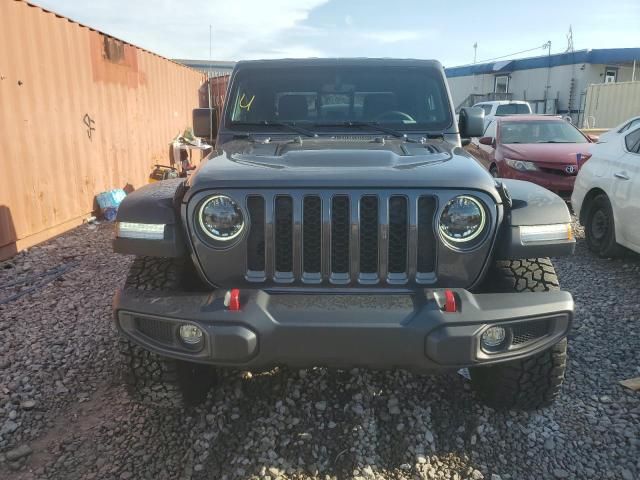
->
245, 192, 438, 285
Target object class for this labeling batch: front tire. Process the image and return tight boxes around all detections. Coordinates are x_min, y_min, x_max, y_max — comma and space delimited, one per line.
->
470, 258, 568, 410
119, 257, 216, 408
585, 194, 623, 257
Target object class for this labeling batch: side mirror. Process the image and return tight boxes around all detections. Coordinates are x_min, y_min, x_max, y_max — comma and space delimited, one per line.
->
458, 107, 485, 139
193, 108, 219, 139
479, 136, 495, 146
461, 138, 471, 147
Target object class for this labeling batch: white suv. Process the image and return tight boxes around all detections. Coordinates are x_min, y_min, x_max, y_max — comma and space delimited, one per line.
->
572, 124, 640, 256
472, 100, 532, 128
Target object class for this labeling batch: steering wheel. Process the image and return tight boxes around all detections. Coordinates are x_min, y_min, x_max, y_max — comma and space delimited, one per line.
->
374, 110, 416, 123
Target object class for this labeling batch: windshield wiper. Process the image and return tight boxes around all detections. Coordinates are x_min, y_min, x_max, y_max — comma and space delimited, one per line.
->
536, 140, 573, 143
233, 121, 317, 138
315, 121, 406, 138
314, 121, 443, 142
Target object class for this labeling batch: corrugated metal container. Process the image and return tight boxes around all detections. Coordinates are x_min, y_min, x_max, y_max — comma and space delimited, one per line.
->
0, 0, 205, 260
583, 81, 640, 128
199, 75, 230, 108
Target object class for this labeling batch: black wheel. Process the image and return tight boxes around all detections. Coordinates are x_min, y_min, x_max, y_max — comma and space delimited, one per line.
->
119, 256, 216, 408
489, 164, 499, 178
470, 258, 567, 410
585, 194, 623, 257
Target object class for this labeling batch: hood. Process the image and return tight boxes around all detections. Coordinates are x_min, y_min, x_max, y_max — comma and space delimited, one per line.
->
500, 142, 592, 164
187, 138, 499, 198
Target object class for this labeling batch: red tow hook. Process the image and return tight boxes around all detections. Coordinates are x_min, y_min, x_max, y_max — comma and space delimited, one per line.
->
444, 289, 458, 313
224, 289, 241, 311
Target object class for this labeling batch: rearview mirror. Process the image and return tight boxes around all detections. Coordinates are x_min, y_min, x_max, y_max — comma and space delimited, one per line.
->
479, 136, 495, 146
458, 107, 485, 139
193, 108, 219, 139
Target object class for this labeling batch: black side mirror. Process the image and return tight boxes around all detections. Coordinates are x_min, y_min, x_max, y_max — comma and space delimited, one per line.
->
461, 138, 471, 147
193, 108, 219, 139
458, 107, 485, 139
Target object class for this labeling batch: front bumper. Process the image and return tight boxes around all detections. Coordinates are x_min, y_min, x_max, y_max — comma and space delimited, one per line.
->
114, 288, 573, 371
500, 167, 576, 198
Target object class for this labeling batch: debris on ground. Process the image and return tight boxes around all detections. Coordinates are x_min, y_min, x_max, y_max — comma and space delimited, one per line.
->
620, 377, 640, 391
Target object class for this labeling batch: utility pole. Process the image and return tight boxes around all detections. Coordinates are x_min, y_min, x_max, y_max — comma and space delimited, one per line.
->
473, 42, 478, 64
544, 40, 552, 104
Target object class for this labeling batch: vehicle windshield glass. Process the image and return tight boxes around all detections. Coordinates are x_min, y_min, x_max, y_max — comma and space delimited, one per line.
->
495, 104, 530, 115
227, 65, 452, 132
500, 120, 588, 144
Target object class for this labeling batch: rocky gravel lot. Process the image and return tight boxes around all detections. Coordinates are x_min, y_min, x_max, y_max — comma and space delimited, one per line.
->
0, 220, 638, 480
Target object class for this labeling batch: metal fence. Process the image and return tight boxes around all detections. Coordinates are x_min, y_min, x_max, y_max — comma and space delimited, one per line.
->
0, 1, 204, 260
582, 81, 640, 128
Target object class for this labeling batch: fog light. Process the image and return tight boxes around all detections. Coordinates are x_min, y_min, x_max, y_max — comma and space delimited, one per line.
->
179, 324, 203, 345
481, 326, 506, 349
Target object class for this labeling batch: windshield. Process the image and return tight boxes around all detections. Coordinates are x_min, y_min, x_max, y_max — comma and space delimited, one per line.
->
495, 104, 530, 115
501, 120, 588, 144
226, 66, 452, 132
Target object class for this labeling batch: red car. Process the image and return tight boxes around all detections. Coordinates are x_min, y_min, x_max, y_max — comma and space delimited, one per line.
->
466, 115, 596, 199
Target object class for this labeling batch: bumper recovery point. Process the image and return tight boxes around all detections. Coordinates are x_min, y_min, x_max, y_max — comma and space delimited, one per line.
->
114, 289, 573, 370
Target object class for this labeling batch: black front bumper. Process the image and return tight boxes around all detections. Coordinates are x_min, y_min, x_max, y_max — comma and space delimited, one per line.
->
113, 288, 573, 371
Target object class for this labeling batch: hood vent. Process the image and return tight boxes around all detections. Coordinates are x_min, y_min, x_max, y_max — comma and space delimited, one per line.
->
330, 135, 378, 142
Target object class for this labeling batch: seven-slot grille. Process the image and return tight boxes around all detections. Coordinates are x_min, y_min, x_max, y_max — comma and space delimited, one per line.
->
246, 192, 437, 285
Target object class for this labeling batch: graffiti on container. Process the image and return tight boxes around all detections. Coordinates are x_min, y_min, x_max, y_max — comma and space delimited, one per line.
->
83, 114, 96, 140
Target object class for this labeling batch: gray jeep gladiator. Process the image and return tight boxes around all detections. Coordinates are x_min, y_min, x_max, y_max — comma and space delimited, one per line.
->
113, 58, 575, 410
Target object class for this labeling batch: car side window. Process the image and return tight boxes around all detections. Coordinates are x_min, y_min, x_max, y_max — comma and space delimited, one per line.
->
483, 120, 497, 139
624, 128, 640, 154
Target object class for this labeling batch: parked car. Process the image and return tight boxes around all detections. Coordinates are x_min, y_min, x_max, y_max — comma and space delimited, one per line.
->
597, 115, 640, 143
466, 115, 595, 199
472, 100, 532, 128
112, 58, 575, 411
572, 124, 640, 256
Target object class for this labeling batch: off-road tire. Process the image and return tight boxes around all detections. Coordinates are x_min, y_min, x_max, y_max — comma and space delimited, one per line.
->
470, 258, 567, 410
585, 194, 624, 258
119, 256, 216, 408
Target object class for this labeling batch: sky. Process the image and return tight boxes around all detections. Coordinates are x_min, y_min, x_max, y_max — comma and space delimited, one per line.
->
31, 0, 640, 67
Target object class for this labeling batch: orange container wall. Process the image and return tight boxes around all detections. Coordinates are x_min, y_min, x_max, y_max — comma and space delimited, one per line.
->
0, 1, 204, 260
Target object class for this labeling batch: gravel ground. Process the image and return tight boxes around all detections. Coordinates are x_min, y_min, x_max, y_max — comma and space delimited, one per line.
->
0, 219, 638, 480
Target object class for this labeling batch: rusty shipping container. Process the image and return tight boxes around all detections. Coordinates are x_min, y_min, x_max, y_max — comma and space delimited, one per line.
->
0, 0, 205, 260
199, 74, 231, 108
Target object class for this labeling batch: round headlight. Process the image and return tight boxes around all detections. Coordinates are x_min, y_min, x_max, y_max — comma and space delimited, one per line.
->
439, 196, 486, 243
199, 195, 244, 241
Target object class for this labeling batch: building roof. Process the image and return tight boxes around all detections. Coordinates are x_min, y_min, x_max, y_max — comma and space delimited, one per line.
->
173, 59, 237, 70
445, 48, 640, 78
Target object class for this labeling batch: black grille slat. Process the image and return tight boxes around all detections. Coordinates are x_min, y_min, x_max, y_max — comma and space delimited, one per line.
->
331, 196, 350, 274
303, 196, 322, 273
359, 196, 379, 274
247, 191, 439, 284
135, 317, 174, 343
247, 196, 265, 271
388, 196, 408, 274
417, 196, 437, 273
512, 320, 550, 345
275, 196, 293, 273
